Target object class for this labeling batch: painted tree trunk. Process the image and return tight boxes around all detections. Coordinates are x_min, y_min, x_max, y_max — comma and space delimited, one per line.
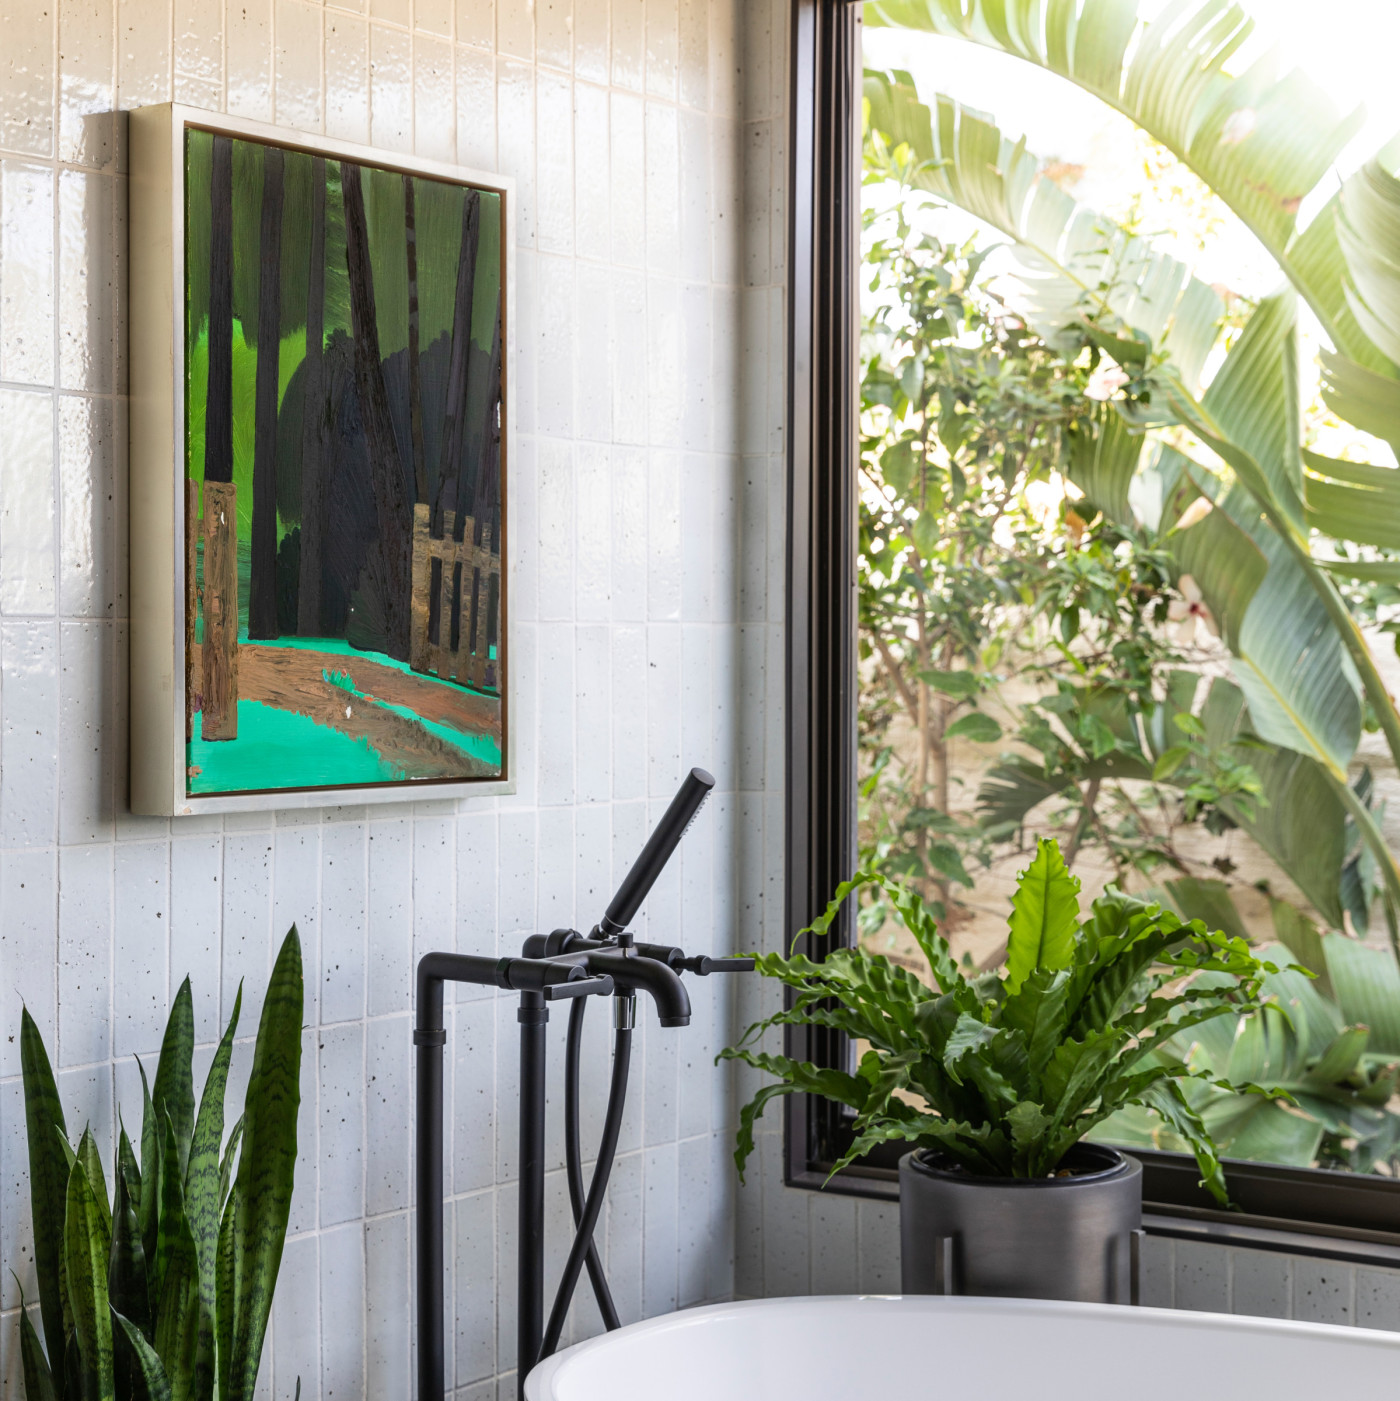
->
297, 155, 327, 637
249, 145, 285, 640
469, 432, 501, 691
457, 291, 501, 545
204, 134, 234, 485
341, 160, 412, 661
404, 174, 429, 505
201, 482, 240, 740
435, 189, 481, 532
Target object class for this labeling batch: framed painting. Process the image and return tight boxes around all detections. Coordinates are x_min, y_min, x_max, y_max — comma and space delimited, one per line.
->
129, 106, 513, 814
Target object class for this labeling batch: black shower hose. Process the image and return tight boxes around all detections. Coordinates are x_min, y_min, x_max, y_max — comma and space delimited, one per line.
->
539, 995, 633, 1359
562, 995, 623, 1330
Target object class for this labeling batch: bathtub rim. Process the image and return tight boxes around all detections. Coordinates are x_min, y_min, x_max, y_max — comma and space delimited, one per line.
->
523, 1291, 1400, 1397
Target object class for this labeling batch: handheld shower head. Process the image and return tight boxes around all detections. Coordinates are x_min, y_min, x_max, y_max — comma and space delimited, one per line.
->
598, 766, 714, 936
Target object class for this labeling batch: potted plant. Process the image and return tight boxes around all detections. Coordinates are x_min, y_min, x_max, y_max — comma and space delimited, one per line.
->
13, 925, 304, 1400
723, 840, 1286, 1302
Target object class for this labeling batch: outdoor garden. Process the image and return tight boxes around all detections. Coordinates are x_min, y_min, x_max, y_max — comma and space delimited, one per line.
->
853, 0, 1400, 1176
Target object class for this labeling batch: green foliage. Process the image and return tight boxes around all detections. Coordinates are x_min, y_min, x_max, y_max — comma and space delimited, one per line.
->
15, 928, 304, 1401
856, 201, 1199, 903
858, 8, 1400, 941
724, 840, 1285, 1203
1099, 928, 1400, 1174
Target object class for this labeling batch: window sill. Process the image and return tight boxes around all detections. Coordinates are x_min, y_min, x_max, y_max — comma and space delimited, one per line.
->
786, 1149, 1400, 1268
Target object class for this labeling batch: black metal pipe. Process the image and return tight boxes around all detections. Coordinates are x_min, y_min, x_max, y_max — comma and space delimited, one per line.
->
415, 953, 611, 1401
564, 997, 620, 1329
518, 992, 548, 1388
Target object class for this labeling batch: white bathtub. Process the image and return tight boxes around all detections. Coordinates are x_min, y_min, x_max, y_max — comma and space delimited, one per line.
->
524, 1294, 1400, 1399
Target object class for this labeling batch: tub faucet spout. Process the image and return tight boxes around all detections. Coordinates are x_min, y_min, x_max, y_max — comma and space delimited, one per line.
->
585, 946, 692, 1026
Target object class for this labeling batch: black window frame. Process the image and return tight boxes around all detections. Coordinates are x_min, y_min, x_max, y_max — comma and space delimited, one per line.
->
782, 0, 1400, 1269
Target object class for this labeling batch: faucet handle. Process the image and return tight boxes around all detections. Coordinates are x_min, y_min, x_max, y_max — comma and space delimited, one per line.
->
543, 973, 615, 1001
677, 955, 756, 976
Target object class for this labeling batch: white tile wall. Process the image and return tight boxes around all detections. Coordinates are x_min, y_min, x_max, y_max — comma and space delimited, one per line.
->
0, 3, 778, 1398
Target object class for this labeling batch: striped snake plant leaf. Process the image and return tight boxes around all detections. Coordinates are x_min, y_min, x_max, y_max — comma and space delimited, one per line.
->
185, 982, 241, 1320
16, 1280, 58, 1401
113, 1312, 173, 1401
75, 1125, 111, 1246
215, 1181, 236, 1401
225, 926, 304, 1401
151, 978, 197, 1181
136, 1058, 162, 1307
152, 1190, 201, 1397
63, 1159, 115, 1401
19, 1006, 71, 1381
108, 1132, 151, 1343
865, 0, 1368, 362
219, 1115, 244, 1214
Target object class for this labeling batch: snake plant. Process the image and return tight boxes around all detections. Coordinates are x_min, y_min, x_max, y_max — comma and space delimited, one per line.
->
15, 925, 304, 1401
724, 839, 1286, 1204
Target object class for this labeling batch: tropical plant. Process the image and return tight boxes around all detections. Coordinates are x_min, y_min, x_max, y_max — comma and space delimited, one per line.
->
856, 205, 1266, 915
859, 37, 1400, 947
723, 838, 1289, 1204
14, 926, 304, 1401
1099, 920, 1400, 1173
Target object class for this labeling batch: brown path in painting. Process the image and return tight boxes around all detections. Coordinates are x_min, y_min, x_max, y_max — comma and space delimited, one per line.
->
191, 642, 500, 780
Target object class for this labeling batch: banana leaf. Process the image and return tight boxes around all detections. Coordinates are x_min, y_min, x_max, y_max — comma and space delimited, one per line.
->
1337, 142, 1400, 371
864, 70, 1386, 801
1199, 677, 1347, 929
1326, 937, 1400, 1057
865, 0, 1370, 363
1304, 450, 1400, 550
865, 73, 1224, 389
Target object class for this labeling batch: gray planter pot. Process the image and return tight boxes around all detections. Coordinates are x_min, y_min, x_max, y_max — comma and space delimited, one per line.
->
899, 1143, 1143, 1303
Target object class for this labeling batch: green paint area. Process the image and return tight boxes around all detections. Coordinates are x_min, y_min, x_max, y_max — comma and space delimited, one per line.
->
188, 699, 402, 794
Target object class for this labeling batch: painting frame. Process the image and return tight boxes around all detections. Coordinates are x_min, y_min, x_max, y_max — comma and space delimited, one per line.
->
129, 104, 515, 816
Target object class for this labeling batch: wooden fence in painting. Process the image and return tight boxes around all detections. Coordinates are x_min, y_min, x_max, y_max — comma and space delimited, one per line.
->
409, 503, 502, 692
188, 478, 240, 742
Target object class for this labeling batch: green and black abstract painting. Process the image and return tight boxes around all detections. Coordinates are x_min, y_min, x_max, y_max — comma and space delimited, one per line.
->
183, 130, 505, 797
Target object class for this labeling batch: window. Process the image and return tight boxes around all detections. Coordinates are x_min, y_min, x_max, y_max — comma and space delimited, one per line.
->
786, 0, 1400, 1265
